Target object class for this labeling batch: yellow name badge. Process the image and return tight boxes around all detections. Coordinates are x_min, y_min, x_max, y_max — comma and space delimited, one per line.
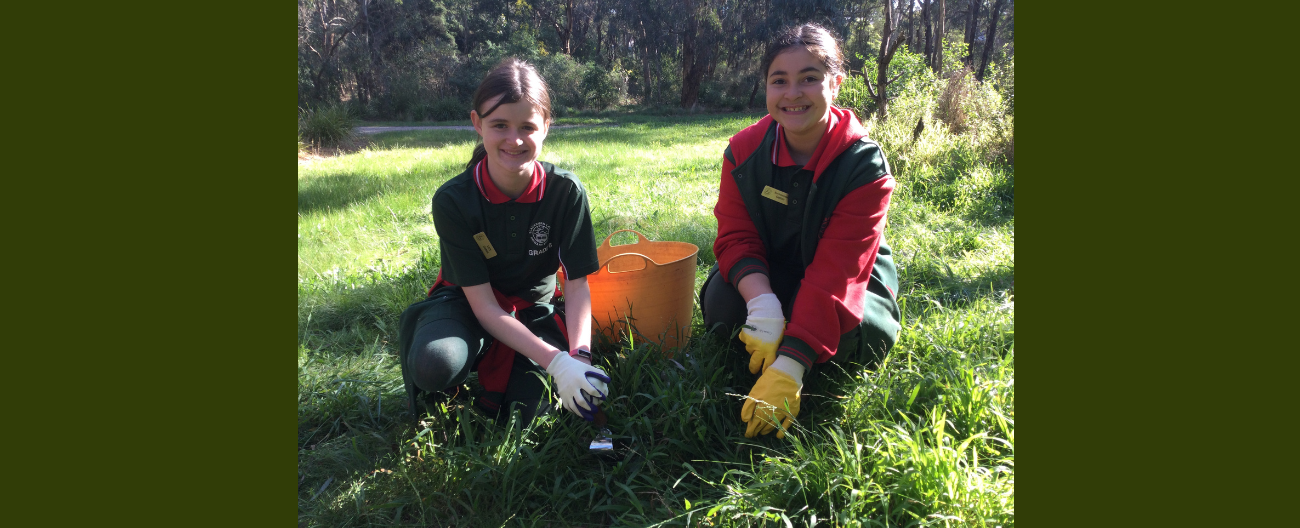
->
472, 232, 498, 259
761, 185, 789, 205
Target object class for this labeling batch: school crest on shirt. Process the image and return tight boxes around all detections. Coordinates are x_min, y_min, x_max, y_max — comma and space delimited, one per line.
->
528, 222, 553, 256
529, 222, 550, 246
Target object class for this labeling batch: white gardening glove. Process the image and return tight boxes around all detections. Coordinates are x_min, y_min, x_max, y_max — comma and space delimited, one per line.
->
739, 293, 785, 374
544, 352, 611, 421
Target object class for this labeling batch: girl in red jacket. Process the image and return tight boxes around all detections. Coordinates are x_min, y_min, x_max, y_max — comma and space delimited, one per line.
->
702, 23, 901, 439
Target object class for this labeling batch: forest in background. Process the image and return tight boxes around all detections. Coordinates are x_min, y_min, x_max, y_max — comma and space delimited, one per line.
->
297, 0, 1014, 120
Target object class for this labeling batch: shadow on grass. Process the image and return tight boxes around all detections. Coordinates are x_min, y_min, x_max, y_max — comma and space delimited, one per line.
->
297, 165, 457, 216
299, 248, 438, 356
900, 255, 1014, 311
298, 172, 389, 215
366, 129, 478, 150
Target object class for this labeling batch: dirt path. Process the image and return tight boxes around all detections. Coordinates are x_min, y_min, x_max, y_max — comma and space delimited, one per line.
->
300, 124, 619, 165
354, 124, 614, 135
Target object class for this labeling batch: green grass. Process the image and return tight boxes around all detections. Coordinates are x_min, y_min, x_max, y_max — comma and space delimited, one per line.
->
299, 108, 1013, 526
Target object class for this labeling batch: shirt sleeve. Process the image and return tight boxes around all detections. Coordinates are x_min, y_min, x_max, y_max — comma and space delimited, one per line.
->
712, 146, 770, 285
557, 178, 601, 280
431, 190, 491, 287
777, 175, 895, 369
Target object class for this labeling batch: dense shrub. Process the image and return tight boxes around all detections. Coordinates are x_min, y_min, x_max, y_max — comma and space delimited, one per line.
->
298, 104, 356, 149
429, 98, 466, 121
936, 68, 974, 134
845, 45, 1014, 225
537, 53, 588, 109
692, 59, 760, 111
581, 63, 625, 109
837, 47, 938, 121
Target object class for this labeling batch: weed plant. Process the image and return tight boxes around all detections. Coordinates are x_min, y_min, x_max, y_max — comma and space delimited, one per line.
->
300, 95, 1013, 525
301, 104, 360, 150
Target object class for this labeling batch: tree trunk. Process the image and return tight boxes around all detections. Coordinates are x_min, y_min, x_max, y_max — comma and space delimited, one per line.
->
922, 0, 932, 64
595, 3, 606, 67
907, 2, 915, 51
977, 0, 1004, 82
310, 1, 362, 103
639, 20, 653, 102
680, 0, 698, 108
564, 0, 574, 55
873, 1, 904, 118
360, 0, 375, 107
965, 0, 982, 67
679, 0, 714, 109
551, 0, 574, 55
935, 0, 945, 75
545, 0, 576, 55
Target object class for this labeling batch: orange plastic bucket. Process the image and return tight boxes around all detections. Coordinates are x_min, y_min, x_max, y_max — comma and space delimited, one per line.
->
584, 229, 698, 350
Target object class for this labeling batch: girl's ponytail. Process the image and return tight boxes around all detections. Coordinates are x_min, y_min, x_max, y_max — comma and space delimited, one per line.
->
467, 143, 488, 170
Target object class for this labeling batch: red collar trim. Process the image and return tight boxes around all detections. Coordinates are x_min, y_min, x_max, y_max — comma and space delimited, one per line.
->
474, 161, 545, 204
772, 112, 840, 170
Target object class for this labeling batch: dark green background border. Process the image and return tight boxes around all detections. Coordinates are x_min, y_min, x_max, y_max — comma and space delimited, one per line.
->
9, 3, 288, 524
1016, 2, 1268, 526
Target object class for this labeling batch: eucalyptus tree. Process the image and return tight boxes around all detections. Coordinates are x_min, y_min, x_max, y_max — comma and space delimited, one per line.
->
864, 0, 907, 118
963, 0, 982, 67
976, 0, 1005, 81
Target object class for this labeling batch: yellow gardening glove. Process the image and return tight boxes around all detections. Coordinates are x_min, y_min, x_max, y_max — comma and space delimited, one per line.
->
741, 356, 806, 438
739, 293, 784, 374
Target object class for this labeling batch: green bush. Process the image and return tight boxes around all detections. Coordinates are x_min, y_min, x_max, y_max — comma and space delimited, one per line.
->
538, 54, 588, 109
839, 47, 938, 120
581, 63, 623, 110
410, 98, 465, 122
434, 98, 466, 121
298, 104, 356, 149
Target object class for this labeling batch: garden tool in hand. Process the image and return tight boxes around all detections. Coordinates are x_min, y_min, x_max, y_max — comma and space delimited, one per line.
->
589, 408, 615, 455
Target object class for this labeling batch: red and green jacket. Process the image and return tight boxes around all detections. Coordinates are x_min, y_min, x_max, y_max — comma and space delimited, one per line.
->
713, 106, 900, 370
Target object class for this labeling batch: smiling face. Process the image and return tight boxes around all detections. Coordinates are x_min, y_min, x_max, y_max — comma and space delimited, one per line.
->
470, 95, 550, 181
765, 46, 844, 144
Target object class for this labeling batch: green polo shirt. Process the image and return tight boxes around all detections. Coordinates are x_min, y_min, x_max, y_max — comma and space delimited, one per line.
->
431, 160, 600, 303
754, 162, 816, 301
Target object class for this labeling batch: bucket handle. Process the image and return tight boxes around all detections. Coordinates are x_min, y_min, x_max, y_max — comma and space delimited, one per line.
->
599, 229, 651, 249
601, 252, 657, 273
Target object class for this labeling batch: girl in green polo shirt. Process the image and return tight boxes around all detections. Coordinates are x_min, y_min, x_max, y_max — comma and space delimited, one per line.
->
398, 58, 609, 427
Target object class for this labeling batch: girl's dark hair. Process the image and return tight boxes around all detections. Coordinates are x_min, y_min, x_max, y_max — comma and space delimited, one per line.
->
759, 23, 845, 81
467, 58, 554, 169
